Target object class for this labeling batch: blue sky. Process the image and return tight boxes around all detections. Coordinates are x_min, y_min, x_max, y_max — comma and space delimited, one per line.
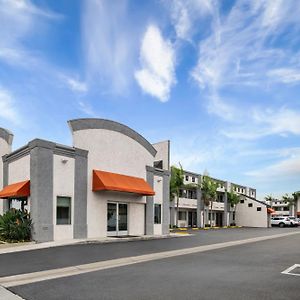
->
0, 0, 300, 200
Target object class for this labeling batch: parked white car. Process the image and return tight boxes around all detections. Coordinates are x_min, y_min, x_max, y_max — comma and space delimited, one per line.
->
271, 217, 298, 227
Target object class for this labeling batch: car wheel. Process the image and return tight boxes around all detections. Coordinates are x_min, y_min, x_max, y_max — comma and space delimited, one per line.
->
279, 223, 285, 228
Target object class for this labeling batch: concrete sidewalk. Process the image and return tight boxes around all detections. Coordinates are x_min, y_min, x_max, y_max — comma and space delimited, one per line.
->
0, 233, 190, 255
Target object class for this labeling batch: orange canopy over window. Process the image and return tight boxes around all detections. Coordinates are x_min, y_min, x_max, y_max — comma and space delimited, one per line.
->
93, 170, 155, 196
0, 180, 30, 199
267, 207, 276, 214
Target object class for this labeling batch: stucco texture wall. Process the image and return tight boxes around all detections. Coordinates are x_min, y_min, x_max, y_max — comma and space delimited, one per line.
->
72, 129, 153, 238
236, 198, 268, 227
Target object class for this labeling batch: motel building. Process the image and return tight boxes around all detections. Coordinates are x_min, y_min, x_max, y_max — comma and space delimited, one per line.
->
170, 170, 271, 228
0, 119, 170, 242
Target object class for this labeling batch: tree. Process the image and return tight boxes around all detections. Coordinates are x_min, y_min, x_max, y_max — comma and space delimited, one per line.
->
227, 189, 241, 225
201, 175, 218, 227
282, 193, 296, 215
264, 195, 275, 206
170, 164, 184, 227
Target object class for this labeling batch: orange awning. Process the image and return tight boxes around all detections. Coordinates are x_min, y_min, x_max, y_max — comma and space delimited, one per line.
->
267, 207, 276, 214
0, 180, 30, 199
93, 170, 155, 196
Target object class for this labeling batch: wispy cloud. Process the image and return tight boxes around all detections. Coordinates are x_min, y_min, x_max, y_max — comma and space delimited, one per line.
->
267, 68, 300, 84
135, 25, 176, 102
0, 87, 20, 124
189, 0, 300, 119
223, 107, 300, 140
78, 101, 97, 117
245, 148, 300, 179
60, 75, 88, 93
0, 0, 61, 65
82, 0, 137, 94
168, 0, 213, 41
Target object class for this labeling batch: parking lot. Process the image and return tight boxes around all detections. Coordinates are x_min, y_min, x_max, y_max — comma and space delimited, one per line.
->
1, 227, 299, 299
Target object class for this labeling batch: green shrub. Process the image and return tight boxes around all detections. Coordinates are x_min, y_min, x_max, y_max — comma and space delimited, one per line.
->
0, 209, 32, 242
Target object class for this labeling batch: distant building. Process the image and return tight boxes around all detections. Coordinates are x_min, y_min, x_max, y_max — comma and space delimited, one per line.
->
170, 170, 270, 228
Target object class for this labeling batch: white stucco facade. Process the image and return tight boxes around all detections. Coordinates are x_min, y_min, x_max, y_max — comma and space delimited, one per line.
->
53, 154, 75, 240
235, 198, 268, 228
71, 128, 155, 238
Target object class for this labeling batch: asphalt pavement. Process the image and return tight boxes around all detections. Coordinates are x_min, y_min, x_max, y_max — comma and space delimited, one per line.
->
8, 229, 300, 300
0, 227, 298, 277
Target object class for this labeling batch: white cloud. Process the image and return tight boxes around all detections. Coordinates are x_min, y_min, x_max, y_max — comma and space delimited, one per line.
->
189, 0, 300, 119
61, 76, 88, 93
78, 101, 97, 117
246, 148, 300, 179
267, 68, 300, 84
82, 0, 136, 94
0, 0, 61, 64
135, 25, 176, 102
169, 0, 213, 40
0, 87, 20, 124
223, 107, 300, 140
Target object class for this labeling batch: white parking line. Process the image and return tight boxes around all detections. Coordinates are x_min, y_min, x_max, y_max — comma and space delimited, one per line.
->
1, 231, 300, 288
281, 264, 300, 277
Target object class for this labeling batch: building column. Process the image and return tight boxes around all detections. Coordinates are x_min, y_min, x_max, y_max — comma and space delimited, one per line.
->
223, 191, 230, 226
162, 173, 170, 235
145, 169, 154, 235
197, 188, 203, 228
30, 140, 54, 242
73, 149, 88, 239
170, 206, 176, 227
2, 160, 9, 213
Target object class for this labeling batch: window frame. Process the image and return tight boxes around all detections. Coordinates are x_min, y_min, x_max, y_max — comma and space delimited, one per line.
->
56, 196, 72, 225
154, 204, 162, 224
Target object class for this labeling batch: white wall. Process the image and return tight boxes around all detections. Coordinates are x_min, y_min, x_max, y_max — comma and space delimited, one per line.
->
72, 128, 153, 238
103, 191, 145, 237
7, 155, 31, 212
0, 138, 11, 214
8, 155, 30, 184
236, 198, 268, 227
53, 155, 75, 240
152, 140, 169, 170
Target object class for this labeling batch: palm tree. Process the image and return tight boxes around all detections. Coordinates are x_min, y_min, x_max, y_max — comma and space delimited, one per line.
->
170, 164, 184, 227
282, 193, 296, 215
201, 175, 218, 227
292, 191, 300, 216
264, 195, 275, 206
227, 189, 241, 225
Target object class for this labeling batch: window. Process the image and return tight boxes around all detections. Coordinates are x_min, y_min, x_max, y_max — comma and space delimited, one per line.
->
154, 160, 163, 169
208, 212, 215, 221
257, 207, 261, 211
192, 176, 195, 182
57, 197, 71, 225
217, 194, 223, 202
240, 200, 244, 204
248, 203, 253, 208
185, 175, 189, 181
179, 211, 186, 220
154, 204, 161, 224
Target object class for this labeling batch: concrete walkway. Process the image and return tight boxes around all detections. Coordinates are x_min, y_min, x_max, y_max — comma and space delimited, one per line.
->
0, 233, 188, 255
1, 231, 299, 288
0, 285, 24, 299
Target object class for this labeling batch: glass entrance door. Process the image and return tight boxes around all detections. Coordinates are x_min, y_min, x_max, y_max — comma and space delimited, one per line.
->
107, 202, 128, 236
